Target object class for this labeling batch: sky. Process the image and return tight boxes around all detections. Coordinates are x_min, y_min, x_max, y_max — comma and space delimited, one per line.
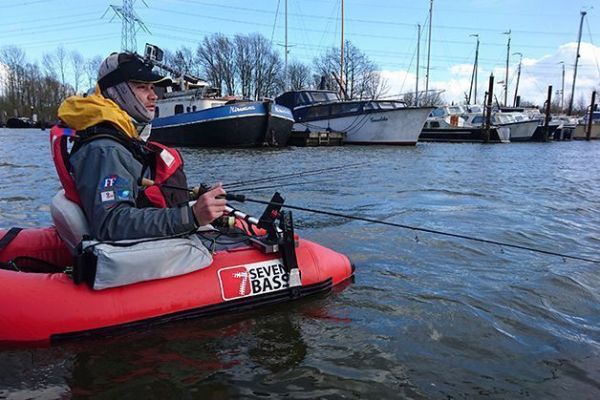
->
1, 0, 599, 107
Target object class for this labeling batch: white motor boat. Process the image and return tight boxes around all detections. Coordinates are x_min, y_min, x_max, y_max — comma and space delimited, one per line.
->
420, 106, 510, 143
275, 90, 433, 145
573, 111, 600, 139
492, 112, 538, 142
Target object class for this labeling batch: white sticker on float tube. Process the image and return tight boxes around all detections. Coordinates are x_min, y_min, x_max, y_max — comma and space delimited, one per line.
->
218, 259, 290, 301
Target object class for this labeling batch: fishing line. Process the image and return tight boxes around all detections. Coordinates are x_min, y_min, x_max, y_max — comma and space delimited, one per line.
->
228, 178, 340, 194
223, 161, 369, 189
225, 194, 600, 264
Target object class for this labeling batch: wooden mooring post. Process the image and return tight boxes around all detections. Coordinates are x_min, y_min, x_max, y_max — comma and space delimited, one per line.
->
484, 73, 494, 143
586, 91, 596, 141
543, 85, 552, 142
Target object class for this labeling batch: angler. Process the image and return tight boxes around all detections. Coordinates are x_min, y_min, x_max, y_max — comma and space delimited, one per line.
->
0, 46, 355, 345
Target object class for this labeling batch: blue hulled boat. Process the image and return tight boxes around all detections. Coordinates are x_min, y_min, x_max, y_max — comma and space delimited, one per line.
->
149, 86, 294, 148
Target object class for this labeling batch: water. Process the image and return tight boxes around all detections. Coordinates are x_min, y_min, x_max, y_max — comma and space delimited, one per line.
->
1, 128, 600, 399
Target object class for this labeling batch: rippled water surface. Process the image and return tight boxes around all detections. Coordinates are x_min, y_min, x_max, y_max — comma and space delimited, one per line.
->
1, 128, 600, 399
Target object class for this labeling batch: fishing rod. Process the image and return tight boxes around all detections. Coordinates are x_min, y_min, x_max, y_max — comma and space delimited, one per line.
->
223, 193, 600, 265
138, 178, 595, 264
141, 178, 338, 198
228, 178, 340, 194
223, 161, 369, 189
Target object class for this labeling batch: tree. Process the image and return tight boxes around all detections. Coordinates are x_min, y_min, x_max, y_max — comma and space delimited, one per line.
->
313, 41, 386, 100
164, 46, 201, 78
83, 55, 103, 92
575, 94, 587, 115
288, 61, 312, 90
42, 46, 70, 99
0, 45, 27, 117
234, 34, 253, 98
248, 33, 283, 99
197, 33, 283, 99
196, 34, 236, 96
70, 50, 84, 95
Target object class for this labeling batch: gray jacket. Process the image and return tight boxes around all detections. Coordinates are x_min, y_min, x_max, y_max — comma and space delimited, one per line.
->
69, 138, 197, 241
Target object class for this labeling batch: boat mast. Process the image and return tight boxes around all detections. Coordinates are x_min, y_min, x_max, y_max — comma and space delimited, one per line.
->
468, 34, 479, 104
416, 24, 421, 106
340, 0, 345, 99
425, 0, 433, 99
512, 52, 522, 107
503, 30, 511, 106
568, 10, 587, 115
284, 0, 288, 91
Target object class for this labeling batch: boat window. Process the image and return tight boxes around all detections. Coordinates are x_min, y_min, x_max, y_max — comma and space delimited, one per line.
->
331, 103, 361, 115
472, 115, 484, 124
325, 92, 340, 101
378, 102, 395, 110
430, 121, 440, 128
192, 106, 197, 111
305, 105, 330, 119
431, 108, 445, 117
364, 102, 380, 111
186, 106, 191, 113
174, 104, 184, 114
311, 92, 333, 103
154, 107, 159, 118
298, 93, 311, 106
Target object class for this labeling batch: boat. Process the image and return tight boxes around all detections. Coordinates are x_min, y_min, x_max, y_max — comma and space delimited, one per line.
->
149, 83, 294, 147
5, 117, 34, 129
573, 110, 600, 139
419, 105, 510, 143
0, 198, 353, 345
499, 107, 559, 142
491, 111, 538, 142
275, 90, 433, 145
550, 115, 577, 140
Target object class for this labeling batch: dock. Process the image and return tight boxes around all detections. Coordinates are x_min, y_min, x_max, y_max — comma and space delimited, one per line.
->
288, 130, 345, 146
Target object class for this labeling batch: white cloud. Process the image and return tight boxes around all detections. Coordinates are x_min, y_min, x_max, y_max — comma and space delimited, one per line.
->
381, 42, 600, 108
379, 69, 417, 98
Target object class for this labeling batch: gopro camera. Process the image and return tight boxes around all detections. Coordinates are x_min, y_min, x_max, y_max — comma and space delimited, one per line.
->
144, 43, 164, 63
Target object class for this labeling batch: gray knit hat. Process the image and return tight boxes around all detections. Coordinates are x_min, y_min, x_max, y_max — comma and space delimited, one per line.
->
97, 52, 171, 122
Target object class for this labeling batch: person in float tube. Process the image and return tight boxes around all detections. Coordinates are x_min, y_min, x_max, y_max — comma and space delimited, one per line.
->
57, 52, 226, 241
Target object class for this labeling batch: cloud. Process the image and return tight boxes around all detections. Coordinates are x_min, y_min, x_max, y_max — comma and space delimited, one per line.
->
381, 42, 600, 108
379, 69, 417, 98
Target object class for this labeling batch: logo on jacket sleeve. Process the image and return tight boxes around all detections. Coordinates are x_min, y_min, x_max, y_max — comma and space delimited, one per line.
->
98, 175, 131, 208
218, 260, 290, 301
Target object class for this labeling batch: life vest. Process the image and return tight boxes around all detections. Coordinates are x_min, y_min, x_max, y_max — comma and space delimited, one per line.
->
50, 124, 189, 209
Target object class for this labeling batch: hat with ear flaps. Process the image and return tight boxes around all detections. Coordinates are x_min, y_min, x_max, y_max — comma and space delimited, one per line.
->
97, 52, 171, 123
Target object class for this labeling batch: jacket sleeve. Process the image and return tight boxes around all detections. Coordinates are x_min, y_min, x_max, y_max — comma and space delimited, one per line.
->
70, 139, 198, 241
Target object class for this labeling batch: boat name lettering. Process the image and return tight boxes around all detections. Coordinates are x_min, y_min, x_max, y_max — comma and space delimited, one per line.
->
273, 105, 289, 114
230, 105, 257, 113
218, 260, 289, 301
370, 116, 388, 122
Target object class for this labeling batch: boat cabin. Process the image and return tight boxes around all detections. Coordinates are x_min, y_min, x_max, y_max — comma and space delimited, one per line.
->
275, 90, 408, 123
275, 90, 342, 110
580, 111, 600, 125
154, 80, 227, 119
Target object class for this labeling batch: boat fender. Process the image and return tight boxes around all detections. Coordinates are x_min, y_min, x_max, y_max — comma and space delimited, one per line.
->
74, 234, 213, 290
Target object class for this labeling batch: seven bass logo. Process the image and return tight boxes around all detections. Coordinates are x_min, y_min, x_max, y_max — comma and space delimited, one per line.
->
218, 260, 290, 301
